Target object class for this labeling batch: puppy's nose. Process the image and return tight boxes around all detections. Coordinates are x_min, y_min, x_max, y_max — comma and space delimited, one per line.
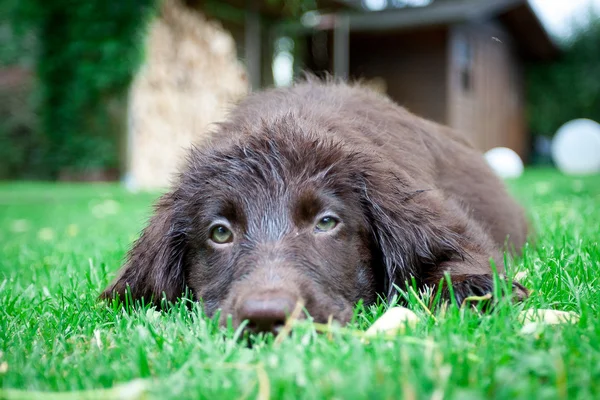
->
238, 295, 298, 335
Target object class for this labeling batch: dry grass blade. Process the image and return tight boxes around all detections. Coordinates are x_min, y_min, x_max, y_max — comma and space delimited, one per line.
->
326, 315, 334, 341
0, 379, 150, 400
254, 364, 271, 400
274, 299, 305, 346
408, 287, 437, 322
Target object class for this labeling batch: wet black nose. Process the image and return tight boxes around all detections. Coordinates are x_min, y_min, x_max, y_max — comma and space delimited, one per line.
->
238, 295, 298, 335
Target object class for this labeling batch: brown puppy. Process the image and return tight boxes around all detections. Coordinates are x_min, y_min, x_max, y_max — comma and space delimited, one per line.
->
101, 80, 528, 334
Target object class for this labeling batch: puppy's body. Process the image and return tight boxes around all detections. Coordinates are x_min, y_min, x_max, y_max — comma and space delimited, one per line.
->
102, 81, 528, 330
217, 82, 528, 248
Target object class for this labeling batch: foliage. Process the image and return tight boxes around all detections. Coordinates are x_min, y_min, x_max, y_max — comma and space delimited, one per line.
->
0, 0, 323, 179
527, 14, 600, 136
0, 1, 38, 179
0, 88, 45, 180
1, 170, 600, 398
0, 22, 35, 68
2, 0, 157, 178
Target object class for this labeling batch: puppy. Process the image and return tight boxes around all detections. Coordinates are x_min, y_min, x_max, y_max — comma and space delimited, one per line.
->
101, 80, 528, 333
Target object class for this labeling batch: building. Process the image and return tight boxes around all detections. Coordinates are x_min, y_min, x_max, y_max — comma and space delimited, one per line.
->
299, 0, 560, 159
128, 0, 560, 187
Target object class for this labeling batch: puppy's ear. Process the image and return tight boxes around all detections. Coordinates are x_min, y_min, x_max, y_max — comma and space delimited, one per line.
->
360, 169, 467, 297
100, 192, 187, 306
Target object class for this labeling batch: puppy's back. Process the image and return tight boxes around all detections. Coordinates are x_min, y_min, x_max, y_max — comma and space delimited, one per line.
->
216, 81, 528, 250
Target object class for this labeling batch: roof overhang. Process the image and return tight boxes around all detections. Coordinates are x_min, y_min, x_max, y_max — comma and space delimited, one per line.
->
309, 0, 560, 61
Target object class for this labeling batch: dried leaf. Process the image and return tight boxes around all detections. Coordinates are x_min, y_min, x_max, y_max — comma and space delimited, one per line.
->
520, 322, 543, 337
514, 271, 528, 282
364, 307, 419, 339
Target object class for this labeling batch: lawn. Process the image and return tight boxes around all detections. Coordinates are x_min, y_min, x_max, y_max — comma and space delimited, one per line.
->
1, 169, 599, 400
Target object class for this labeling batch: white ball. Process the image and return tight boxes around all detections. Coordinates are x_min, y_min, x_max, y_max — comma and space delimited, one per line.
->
484, 147, 524, 179
552, 118, 600, 175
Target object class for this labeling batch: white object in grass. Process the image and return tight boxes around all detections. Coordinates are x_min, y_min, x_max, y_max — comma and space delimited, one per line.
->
364, 307, 419, 338
519, 309, 580, 325
484, 147, 524, 179
552, 118, 600, 175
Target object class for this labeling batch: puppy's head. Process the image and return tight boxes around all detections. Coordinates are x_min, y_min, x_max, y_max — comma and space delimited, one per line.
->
103, 126, 379, 331
102, 120, 462, 333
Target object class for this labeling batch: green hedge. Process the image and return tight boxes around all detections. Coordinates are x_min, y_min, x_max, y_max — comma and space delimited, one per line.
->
3, 0, 156, 178
527, 16, 600, 137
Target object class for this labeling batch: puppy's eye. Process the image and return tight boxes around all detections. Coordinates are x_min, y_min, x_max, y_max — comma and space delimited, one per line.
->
210, 225, 233, 244
315, 216, 339, 232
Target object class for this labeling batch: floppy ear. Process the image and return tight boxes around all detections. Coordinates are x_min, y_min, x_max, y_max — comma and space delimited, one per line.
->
100, 191, 187, 306
360, 168, 474, 298
360, 166, 528, 305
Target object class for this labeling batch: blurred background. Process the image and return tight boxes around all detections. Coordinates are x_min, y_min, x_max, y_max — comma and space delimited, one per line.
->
0, 0, 599, 189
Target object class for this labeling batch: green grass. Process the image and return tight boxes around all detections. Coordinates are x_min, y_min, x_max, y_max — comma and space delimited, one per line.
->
1, 169, 599, 400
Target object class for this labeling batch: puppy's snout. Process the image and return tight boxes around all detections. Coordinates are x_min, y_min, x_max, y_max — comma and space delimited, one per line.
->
237, 293, 299, 335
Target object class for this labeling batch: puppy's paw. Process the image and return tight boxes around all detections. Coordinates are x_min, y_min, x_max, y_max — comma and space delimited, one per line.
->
447, 274, 528, 308
510, 280, 529, 302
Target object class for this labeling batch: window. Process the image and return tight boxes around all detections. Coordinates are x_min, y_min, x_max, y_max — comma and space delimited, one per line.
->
455, 34, 473, 93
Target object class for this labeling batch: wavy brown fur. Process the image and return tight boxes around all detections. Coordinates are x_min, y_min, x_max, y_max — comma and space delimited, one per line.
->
101, 79, 529, 325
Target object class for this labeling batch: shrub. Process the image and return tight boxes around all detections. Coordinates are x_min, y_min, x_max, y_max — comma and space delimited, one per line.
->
3, 0, 156, 178
527, 13, 600, 137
